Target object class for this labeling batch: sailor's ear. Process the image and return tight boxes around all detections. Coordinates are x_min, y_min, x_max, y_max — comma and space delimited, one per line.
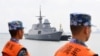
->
17, 30, 20, 35
84, 27, 89, 35
83, 27, 87, 34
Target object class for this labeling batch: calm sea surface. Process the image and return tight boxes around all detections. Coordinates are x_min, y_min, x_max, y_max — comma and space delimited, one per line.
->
0, 33, 100, 56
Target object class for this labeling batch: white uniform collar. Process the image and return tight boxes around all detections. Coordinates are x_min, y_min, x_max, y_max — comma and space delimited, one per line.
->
70, 38, 87, 47
10, 38, 19, 43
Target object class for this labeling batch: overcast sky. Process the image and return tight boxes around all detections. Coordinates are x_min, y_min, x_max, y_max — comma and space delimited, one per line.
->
0, 0, 100, 33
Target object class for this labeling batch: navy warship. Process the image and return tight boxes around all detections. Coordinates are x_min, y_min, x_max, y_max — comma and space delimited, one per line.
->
25, 9, 70, 41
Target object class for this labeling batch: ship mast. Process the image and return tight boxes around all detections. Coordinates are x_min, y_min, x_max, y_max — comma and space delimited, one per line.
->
36, 6, 45, 24
36, 6, 45, 29
59, 24, 63, 32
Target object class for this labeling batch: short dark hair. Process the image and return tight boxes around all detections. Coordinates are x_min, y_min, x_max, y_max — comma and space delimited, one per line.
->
70, 26, 84, 35
9, 30, 18, 37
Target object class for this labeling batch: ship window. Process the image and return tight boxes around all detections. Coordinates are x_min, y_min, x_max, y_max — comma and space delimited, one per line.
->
38, 31, 41, 34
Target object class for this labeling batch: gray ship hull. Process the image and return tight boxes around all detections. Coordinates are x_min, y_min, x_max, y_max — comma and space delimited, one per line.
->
25, 32, 62, 41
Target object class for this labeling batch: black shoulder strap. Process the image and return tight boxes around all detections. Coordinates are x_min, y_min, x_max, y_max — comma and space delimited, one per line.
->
17, 48, 28, 56
93, 54, 98, 56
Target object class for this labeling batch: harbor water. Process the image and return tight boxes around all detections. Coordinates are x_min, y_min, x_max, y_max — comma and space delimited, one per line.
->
0, 33, 100, 56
